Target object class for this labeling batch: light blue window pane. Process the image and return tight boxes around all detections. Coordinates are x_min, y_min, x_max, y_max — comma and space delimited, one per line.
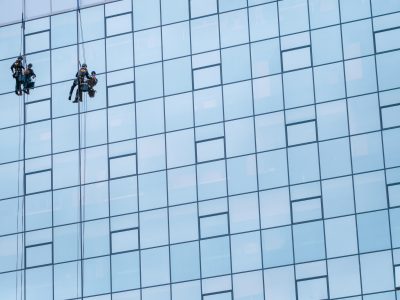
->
134, 28, 161, 65
371, 0, 400, 15
51, 46, 78, 84
137, 134, 165, 173
325, 216, 358, 258
293, 221, 325, 263
257, 149, 288, 190
84, 109, 107, 147
328, 256, 361, 298
264, 266, 296, 300
251, 38, 281, 77
169, 203, 198, 243
200, 236, 231, 277
282, 47, 311, 72
106, 13, 132, 36
108, 104, 136, 142
229, 193, 259, 233
25, 31, 49, 54
222, 45, 251, 84
292, 197, 322, 223
383, 128, 400, 168
0, 198, 18, 235
390, 208, 400, 248
111, 228, 138, 253
83, 145, 108, 183
231, 232, 261, 273
348, 93, 380, 135
54, 262, 81, 300
377, 50, 400, 91
0, 162, 20, 200
311, 26, 342, 65
53, 152, 79, 189
288, 143, 320, 185
26, 243, 51, 268
171, 242, 200, 282
259, 187, 291, 228
354, 171, 387, 213
106, 33, 133, 72
137, 98, 164, 137
0, 60, 15, 94
279, 0, 309, 35
319, 138, 351, 179
25, 121, 51, 158
227, 155, 257, 195
112, 252, 140, 292
233, 271, 264, 300
53, 187, 79, 225
255, 112, 286, 151
200, 214, 228, 238
164, 57, 192, 95
54, 224, 79, 262
194, 87, 223, 126
360, 251, 394, 294
139, 171, 167, 210
287, 121, 316, 146
262, 226, 293, 268
161, 0, 189, 24
345, 56, 377, 97
141, 246, 170, 287
136, 63, 163, 101
309, 0, 339, 28
253, 75, 283, 114
193, 65, 221, 89
316, 100, 348, 140
52, 116, 78, 153
249, 3, 278, 41
84, 219, 109, 258
340, 0, 371, 22
351, 132, 384, 173
133, 0, 160, 30
162, 22, 190, 60
51, 12, 76, 48
166, 129, 195, 168
223, 80, 253, 120
140, 209, 168, 248
364, 292, 396, 300
84, 257, 110, 297
197, 160, 227, 200
219, 0, 246, 11
220, 9, 249, 48
29, 51, 50, 86
297, 278, 328, 300
25, 192, 52, 231
168, 166, 197, 205
79, 5, 105, 41
165, 92, 193, 131
110, 176, 138, 216
358, 210, 391, 253
26, 266, 52, 300
0, 24, 21, 60
314, 62, 345, 102
113, 290, 140, 300
283, 68, 314, 109
190, 0, 217, 18
190, 16, 220, 54
80, 39, 106, 75
143, 286, 170, 300
26, 0, 50, 19
342, 20, 374, 59
225, 117, 255, 157
172, 281, 201, 300
0, 235, 19, 272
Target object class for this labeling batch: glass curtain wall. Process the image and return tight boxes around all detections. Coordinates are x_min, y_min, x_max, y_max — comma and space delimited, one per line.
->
0, 0, 400, 299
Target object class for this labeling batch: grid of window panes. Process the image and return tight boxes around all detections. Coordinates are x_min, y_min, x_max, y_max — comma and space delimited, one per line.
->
1, 0, 400, 299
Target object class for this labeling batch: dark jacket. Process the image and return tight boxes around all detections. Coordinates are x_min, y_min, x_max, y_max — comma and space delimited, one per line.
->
11, 60, 25, 76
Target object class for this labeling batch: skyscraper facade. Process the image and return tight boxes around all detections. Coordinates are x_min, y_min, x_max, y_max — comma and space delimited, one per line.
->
0, 0, 400, 299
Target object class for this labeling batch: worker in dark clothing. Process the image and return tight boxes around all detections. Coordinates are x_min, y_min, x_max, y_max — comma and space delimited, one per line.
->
87, 71, 98, 98
22, 63, 36, 95
10, 56, 25, 95
68, 63, 90, 102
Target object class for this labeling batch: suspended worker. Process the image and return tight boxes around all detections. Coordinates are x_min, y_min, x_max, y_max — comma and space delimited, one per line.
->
87, 71, 97, 98
10, 56, 25, 95
68, 63, 90, 102
22, 63, 36, 95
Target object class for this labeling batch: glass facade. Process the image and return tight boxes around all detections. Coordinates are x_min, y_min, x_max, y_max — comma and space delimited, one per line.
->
1, 0, 400, 299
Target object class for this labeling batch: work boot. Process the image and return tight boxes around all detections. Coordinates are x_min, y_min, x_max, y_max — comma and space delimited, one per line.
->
68, 94, 72, 100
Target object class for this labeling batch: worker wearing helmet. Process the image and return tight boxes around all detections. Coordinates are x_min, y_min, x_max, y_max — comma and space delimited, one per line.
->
87, 71, 98, 98
68, 63, 90, 102
10, 56, 25, 95
22, 63, 36, 95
